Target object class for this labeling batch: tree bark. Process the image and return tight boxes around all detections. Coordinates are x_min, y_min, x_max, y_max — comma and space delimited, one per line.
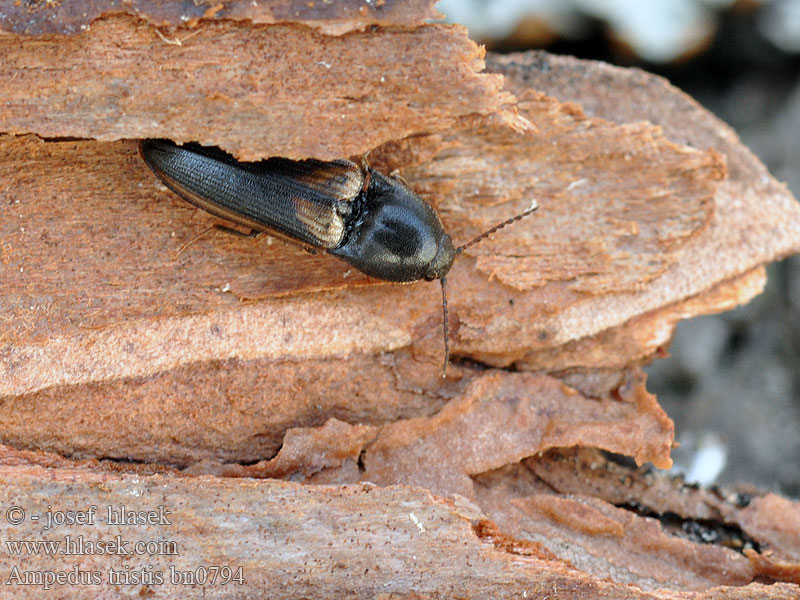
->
1, 3, 799, 598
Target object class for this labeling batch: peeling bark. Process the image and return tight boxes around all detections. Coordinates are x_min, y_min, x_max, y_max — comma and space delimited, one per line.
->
1, 7, 799, 599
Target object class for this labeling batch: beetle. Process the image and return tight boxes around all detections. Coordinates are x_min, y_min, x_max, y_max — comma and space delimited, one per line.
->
140, 139, 538, 376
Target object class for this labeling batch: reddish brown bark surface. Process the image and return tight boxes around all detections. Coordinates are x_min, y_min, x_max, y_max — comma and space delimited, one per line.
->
1, 7, 799, 599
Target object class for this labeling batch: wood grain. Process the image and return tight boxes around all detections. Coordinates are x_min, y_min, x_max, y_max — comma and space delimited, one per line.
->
1, 8, 800, 597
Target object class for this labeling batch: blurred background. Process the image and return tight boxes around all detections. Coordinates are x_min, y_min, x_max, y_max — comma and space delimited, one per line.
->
438, 0, 800, 497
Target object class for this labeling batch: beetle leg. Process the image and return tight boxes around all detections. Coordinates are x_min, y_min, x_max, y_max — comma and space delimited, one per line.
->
212, 223, 262, 239
358, 152, 374, 194
389, 171, 410, 187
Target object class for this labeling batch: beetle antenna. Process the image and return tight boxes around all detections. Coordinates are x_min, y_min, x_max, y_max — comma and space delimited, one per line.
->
456, 200, 539, 254
441, 201, 539, 375
441, 277, 450, 378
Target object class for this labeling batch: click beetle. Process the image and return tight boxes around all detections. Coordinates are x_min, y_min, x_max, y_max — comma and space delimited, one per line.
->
140, 139, 538, 376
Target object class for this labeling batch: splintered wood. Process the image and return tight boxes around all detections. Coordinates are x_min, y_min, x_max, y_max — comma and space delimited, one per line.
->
2, 5, 800, 599
0, 0, 442, 35
0, 15, 511, 161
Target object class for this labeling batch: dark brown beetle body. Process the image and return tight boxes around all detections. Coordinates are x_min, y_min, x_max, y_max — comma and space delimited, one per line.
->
140, 139, 456, 284
140, 139, 536, 375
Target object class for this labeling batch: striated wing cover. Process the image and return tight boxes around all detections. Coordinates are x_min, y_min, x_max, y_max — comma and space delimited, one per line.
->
140, 140, 364, 249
